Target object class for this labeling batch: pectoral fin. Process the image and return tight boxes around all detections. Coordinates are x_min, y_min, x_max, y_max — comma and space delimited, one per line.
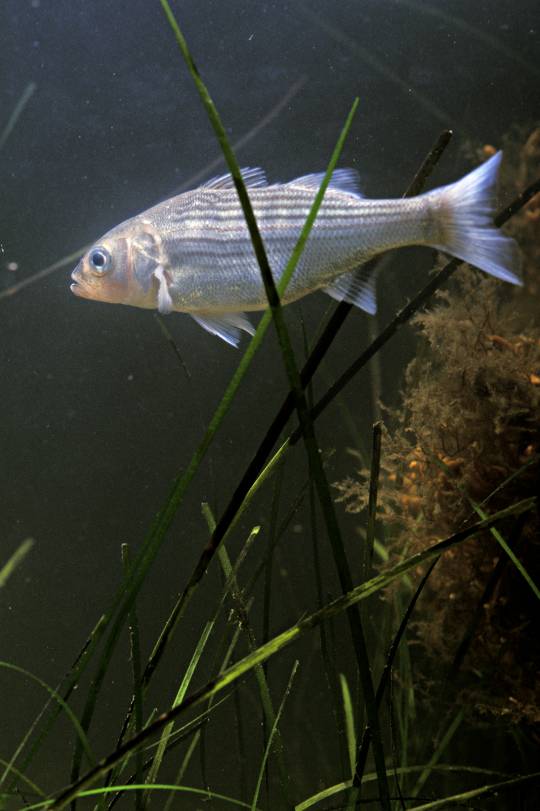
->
153, 265, 174, 314
323, 264, 378, 315
191, 311, 255, 347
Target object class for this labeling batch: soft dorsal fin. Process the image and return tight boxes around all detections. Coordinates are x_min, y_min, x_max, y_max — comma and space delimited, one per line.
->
191, 311, 255, 347
201, 167, 268, 190
288, 168, 363, 197
323, 264, 378, 314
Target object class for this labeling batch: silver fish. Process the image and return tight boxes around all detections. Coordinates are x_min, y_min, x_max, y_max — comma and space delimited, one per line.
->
71, 152, 520, 346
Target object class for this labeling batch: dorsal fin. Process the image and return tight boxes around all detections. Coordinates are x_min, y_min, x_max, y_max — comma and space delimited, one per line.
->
287, 168, 363, 197
201, 167, 268, 190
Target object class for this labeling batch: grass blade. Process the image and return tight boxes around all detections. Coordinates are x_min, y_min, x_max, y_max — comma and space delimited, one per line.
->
406, 770, 540, 810
250, 661, 299, 811
0, 661, 96, 789
144, 621, 213, 795
0, 539, 34, 589
411, 710, 464, 798
47, 496, 535, 809
0, 82, 36, 151
364, 421, 382, 576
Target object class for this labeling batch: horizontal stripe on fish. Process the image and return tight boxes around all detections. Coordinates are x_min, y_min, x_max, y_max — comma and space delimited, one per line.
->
70, 155, 520, 345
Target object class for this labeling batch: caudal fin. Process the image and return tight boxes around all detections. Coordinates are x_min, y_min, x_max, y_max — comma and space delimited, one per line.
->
431, 151, 521, 285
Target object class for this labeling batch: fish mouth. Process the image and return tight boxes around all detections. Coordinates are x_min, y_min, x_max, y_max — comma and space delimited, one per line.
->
70, 266, 89, 298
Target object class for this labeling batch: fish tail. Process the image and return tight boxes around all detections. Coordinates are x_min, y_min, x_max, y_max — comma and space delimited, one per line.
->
429, 151, 521, 284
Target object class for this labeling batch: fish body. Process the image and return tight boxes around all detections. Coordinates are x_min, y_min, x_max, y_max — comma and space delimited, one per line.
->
71, 154, 520, 346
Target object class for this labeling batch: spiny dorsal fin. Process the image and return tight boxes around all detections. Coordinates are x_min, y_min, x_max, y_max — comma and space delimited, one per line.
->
288, 168, 363, 197
201, 167, 268, 190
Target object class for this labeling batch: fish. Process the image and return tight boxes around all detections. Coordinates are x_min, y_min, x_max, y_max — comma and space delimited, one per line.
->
70, 152, 521, 347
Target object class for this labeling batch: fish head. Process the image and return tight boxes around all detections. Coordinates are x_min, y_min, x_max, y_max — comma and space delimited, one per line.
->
71, 223, 162, 308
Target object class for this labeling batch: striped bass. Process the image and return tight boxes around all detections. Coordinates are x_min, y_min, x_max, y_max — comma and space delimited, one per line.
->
70, 152, 520, 346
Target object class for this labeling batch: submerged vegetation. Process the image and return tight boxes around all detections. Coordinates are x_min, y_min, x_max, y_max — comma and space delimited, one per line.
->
335, 269, 540, 724
1, 4, 539, 811
335, 133, 540, 741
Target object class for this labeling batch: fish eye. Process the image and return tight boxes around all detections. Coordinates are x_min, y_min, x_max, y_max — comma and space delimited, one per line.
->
88, 246, 111, 275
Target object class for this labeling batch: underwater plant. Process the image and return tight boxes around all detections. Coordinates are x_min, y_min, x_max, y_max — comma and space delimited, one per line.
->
2, 3, 540, 810
335, 140, 540, 726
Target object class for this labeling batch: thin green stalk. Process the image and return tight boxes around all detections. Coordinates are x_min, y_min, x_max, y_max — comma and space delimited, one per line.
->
355, 560, 438, 787
158, 12, 385, 791
137, 129, 455, 730
406, 770, 540, 811
294, 765, 530, 811
340, 673, 360, 811
144, 621, 213, 796
309, 474, 347, 775
120, 58, 359, 726
340, 674, 356, 778
300, 173, 540, 436
0, 662, 96, 789
154, 314, 191, 380
411, 710, 464, 798
150, 28, 388, 788
0, 539, 34, 589
202, 504, 294, 809
30, 784, 262, 811
0, 756, 45, 799
206, 130, 454, 617
448, 515, 526, 683
48, 496, 535, 809
262, 463, 284, 649
432, 454, 539, 598
0, 80, 306, 303
0, 82, 36, 151
365, 421, 382, 577
10, 613, 108, 795
120, 545, 144, 811
250, 661, 299, 811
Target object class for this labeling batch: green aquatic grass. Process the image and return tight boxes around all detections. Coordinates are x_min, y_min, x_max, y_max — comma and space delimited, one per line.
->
3, 5, 540, 811
120, 544, 144, 811
0, 661, 96, 789
64, 76, 359, 807
294, 764, 526, 811
143, 620, 213, 797
0, 756, 45, 800
202, 504, 293, 808
45, 495, 534, 808
0, 539, 34, 590
411, 709, 464, 800
364, 421, 382, 578
16, 130, 536, 811
432, 453, 540, 599
250, 660, 298, 811
0, 82, 36, 152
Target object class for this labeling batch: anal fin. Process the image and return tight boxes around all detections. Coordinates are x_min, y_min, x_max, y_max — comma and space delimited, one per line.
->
191, 311, 255, 347
323, 264, 378, 315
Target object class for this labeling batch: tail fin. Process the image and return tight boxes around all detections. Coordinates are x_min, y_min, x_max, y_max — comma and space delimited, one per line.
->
430, 151, 521, 285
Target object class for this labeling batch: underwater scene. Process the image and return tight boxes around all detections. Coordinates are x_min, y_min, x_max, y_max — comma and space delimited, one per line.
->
1, 1, 539, 809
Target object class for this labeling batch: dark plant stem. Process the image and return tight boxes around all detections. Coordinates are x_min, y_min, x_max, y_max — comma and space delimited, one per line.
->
207, 129, 454, 604
48, 498, 535, 810
447, 514, 527, 683
355, 560, 439, 783
365, 421, 383, 576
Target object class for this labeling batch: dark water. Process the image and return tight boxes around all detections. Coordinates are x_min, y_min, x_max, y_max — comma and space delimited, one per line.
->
0, 1, 538, 808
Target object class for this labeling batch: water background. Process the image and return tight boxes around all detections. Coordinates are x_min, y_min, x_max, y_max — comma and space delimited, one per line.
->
0, 0, 538, 804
